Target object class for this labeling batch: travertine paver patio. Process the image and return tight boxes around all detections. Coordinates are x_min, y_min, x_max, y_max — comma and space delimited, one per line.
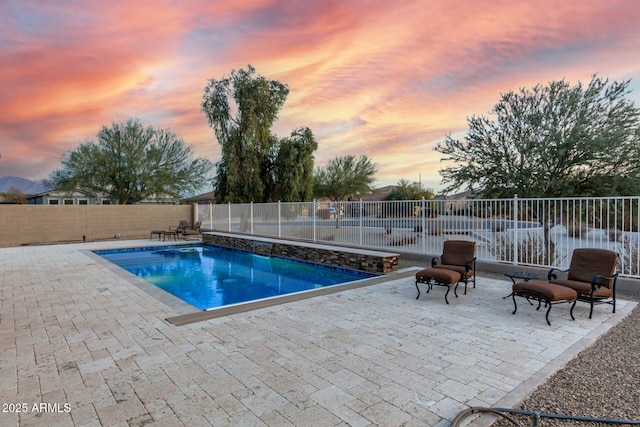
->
0, 240, 635, 426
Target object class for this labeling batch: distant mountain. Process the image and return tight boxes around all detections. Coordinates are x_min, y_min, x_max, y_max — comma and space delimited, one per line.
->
0, 176, 47, 194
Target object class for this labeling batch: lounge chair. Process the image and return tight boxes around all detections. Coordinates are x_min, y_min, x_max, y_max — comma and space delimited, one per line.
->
183, 221, 202, 240
548, 248, 619, 318
431, 240, 476, 294
169, 220, 189, 239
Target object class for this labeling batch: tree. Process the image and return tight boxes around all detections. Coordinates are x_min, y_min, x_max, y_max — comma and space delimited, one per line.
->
314, 155, 377, 201
385, 179, 435, 217
2, 186, 27, 204
387, 179, 434, 200
270, 127, 317, 202
201, 65, 317, 203
435, 75, 640, 198
48, 118, 212, 204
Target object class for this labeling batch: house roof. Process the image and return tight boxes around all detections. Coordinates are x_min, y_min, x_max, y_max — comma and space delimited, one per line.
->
183, 191, 216, 203
26, 188, 98, 199
358, 185, 397, 202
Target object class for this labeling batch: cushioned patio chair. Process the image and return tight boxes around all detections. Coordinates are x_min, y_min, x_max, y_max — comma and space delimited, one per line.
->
183, 221, 202, 240
169, 220, 189, 239
431, 240, 476, 294
548, 248, 619, 319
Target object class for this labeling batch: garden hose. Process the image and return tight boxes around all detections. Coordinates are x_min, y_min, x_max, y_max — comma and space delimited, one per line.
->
451, 406, 640, 426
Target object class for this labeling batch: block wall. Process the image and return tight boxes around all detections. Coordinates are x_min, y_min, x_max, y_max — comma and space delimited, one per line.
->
0, 205, 194, 247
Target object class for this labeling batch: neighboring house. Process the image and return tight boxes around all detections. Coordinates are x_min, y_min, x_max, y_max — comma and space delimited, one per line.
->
441, 190, 471, 214
358, 185, 397, 202
27, 189, 112, 205
183, 191, 216, 205
27, 189, 181, 205
135, 193, 182, 205
349, 186, 398, 217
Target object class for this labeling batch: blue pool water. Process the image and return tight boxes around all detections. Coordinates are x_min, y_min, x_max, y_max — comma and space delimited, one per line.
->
94, 244, 375, 310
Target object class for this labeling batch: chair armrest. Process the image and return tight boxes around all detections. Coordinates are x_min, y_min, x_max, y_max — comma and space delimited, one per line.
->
464, 257, 477, 272
548, 268, 568, 281
590, 273, 619, 291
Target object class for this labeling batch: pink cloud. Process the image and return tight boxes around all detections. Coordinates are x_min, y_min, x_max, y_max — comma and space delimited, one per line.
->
1, 0, 639, 189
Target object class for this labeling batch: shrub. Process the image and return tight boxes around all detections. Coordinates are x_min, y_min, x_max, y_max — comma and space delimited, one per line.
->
609, 228, 622, 242
316, 208, 331, 219
490, 231, 563, 266
566, 220, 588, 238
619, 235, 639, 275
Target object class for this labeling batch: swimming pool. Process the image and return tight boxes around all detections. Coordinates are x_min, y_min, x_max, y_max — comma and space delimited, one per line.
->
94, 244, 376, 310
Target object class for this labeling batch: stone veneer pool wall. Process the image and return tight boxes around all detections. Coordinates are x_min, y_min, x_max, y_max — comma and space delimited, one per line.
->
202, 232, 399, 274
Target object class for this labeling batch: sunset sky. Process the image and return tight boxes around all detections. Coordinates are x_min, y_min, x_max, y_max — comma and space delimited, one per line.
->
2, 0, 640, 193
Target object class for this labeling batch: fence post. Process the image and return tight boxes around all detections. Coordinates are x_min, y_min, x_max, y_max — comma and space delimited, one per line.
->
313, 199, 317, 242
228, 202, 231, 232
208, 202, 213, 230
278, 201, 282, 238
192, 202, 198, 226
359, 198, 363, 245
513, 195, 518, 265
250, 202, 254, 235
421, 196, 426, 254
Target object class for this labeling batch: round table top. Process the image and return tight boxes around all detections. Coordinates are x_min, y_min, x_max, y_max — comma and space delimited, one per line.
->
504, 271, 540, 280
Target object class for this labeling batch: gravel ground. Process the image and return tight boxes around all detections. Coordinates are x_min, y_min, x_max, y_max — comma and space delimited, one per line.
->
400, 261, 640, 426
490, 291, 640, 427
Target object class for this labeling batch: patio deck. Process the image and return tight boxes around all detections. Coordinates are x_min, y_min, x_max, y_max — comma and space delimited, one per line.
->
0, 240, 635, 426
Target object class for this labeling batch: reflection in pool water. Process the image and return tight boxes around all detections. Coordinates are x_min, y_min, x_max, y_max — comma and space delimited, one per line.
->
95, 244, 375, 310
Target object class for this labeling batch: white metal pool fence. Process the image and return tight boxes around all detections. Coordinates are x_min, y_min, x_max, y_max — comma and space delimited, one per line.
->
196, 196, 640, 278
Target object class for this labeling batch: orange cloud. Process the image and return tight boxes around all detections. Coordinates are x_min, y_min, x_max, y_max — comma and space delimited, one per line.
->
1, 0, 639, 190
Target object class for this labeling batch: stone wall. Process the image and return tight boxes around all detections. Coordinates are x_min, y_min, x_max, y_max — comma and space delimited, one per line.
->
203, 232, 399, 274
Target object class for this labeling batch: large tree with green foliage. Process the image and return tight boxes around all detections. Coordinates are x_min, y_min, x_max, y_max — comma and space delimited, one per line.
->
48, 118, 212, 204
313, 155, 377, 201
436, 75, 640, 198
201, 65, 317, 203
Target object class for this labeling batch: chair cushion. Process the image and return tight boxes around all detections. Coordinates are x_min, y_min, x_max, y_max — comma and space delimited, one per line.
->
550, 279, 613, 298
441, 240, 475, 267
438, 264, 473, 277
567, 248, 617, 289
513, 281, 577, 301
416, 268, 461, 285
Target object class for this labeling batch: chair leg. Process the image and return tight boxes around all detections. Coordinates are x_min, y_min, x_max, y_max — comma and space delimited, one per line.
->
544, 301, 553, 326
569, 299, 576, 321
415, 281, 421, 299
